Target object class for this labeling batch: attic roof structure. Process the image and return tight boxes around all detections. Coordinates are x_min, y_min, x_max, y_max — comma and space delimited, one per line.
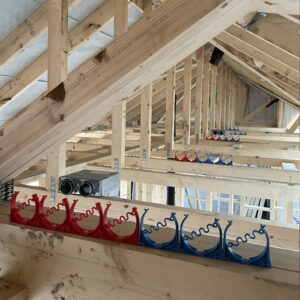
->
0, 0, 299, 299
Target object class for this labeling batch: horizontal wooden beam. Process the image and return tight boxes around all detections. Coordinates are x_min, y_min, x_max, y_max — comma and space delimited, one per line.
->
0, 0, 257, 182
120, 168, 299, 201
125, 156, 300, 185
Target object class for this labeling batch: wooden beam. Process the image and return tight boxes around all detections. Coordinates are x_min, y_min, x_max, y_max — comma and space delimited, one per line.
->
183, 55, 192, 146
125, 156, 300, 185
225, 69, 232, 128
221, 65, 227, 129
140, 84, 153, 162
0, 0, 114, 104
0, 0, 259, 182
257, 0, 299, 15
45, 0, 68, 192
194, 48, 204, 143
0, 0, 81, 69
165, 67, 176, 151
209, 64, 217, 130
120, 168, 299, 202
215, 62, 223, 129
48, 0, 68, 88
231, 72, 236, 127
217, 31, 299, 82
286, 112, 300, 133
226, 24, 299, 73
241, 99, 270, 122
202, 49, 210, 136
112, 102, 126, 170
114, 0, 128, 38
211, 40, 300, 107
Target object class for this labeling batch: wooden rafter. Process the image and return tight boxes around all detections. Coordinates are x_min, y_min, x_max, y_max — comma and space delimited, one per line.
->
1, 0, 258, 182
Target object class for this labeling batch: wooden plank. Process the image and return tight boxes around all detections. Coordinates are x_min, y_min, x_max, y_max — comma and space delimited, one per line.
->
125, 156, 300, 185
183, 55, 192, 146
202, 49, 210, 136
0, 0, 259, 182
0, 0, 114, 104
209, 64, 217, 130
140, 84, 153, 162
215, 62, 223, 129
194, 48, 204, 143
0, 0, 81, 69
112, 102, 126, 170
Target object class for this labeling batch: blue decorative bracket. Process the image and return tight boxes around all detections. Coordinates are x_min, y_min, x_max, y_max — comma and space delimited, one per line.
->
223, 220, 271, 268
180, 215, 223, 258
139, 208, 271, 268
139, 209, 179, 251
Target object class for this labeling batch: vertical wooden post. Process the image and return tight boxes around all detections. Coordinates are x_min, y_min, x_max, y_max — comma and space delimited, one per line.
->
225, 69, 232, 129
48, 0, 68, 88
46, 0, 68, 194
285, 201, 294, 223
146, 183, 153, 202
177, 188, 184, 207
120, 180, 128, 198
165, 67, 176, 153
206, 191, 212, 211
221, 66, 227, 129
240, 195, 245, 217
215, 63, 223, 130
183, 55, 192, 147
209, 64, 217, 131
140, 84, 152, 164
111, 0, 128, 172
112, 102, 126, 170
114, 0, 128, 38
231, 73, 236, 128
202, 50, 210, 137
143, 0, 154, 14
195, 48, 204, 143
228, 194, 234, 215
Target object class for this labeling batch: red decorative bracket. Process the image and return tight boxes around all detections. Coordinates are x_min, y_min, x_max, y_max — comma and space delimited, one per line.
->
10, 192, 139, 245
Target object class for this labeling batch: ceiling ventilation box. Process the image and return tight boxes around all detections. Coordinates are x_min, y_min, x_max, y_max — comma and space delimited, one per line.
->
59, 170, 120, 198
